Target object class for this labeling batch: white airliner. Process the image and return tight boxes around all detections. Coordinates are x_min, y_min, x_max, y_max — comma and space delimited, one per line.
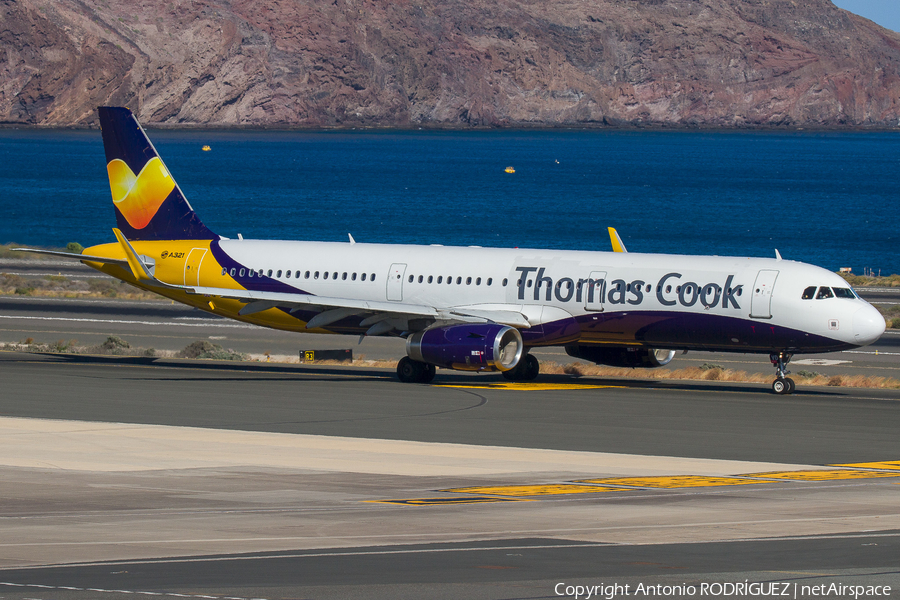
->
15, 107, 886, 394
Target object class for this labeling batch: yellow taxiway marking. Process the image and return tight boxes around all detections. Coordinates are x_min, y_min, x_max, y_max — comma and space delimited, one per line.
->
832, 461, 900, 471
443, 484, 625, 497
575, 475, 765, 489
741, 469, 900, 481
367, 496, 528, 506
436, 383, 623, 391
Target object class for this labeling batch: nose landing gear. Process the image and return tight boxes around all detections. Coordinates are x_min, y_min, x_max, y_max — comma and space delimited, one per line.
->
770, 352, 795, 395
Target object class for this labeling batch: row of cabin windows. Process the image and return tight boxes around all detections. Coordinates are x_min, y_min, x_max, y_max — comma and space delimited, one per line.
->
222, 267, 376, 282
407, 274, 507, 286
801, 286, 857, 300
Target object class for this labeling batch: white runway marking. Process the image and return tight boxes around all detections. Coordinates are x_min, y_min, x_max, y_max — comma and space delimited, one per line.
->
0, 583, 267, 600
0, 315, 258, 329
793, 358, 851, 366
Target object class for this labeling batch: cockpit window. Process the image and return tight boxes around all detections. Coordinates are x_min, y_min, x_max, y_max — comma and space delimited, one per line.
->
832, 287, 856, 299
816, 286, 834, 299
801, 286, 816, 300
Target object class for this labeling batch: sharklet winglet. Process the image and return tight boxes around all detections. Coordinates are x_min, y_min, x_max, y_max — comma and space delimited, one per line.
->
608, 227, 628, 253
112, 228, 153, 281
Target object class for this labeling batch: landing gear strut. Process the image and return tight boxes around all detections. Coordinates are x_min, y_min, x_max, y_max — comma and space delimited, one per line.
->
397, 356, 436, 384
769, 352, 795, 395
501, 354, 540, 382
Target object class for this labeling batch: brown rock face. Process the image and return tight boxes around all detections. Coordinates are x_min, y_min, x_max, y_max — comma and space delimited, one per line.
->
3, 0, 900, 127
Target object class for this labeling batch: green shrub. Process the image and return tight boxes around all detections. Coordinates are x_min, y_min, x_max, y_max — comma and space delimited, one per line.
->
65, 242, 84, 254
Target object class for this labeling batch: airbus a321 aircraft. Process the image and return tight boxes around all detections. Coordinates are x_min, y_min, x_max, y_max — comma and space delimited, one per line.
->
15, 107, 886, 394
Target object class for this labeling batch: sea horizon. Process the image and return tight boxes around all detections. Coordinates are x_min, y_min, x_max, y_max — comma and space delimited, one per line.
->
2, 128, 898, 275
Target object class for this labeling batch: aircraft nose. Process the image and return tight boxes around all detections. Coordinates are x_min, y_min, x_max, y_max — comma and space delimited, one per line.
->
852, 304, 886, 346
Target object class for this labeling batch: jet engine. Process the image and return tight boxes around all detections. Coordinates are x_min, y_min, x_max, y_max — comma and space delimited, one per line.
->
565, 345, 676, 368
407, 323, 524, 372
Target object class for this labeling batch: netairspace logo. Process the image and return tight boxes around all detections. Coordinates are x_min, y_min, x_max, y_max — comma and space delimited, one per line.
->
554, 582, 892, 599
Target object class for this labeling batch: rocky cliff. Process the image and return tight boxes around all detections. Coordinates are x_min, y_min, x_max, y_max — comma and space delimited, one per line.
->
3, 0, 900, 127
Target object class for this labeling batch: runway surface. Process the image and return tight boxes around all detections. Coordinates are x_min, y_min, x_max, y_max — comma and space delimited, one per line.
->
0, 262, 899, 598
0, 352, 899, 598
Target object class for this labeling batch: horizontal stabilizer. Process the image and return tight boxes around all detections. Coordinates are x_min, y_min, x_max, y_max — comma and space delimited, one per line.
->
10, 248, 130, 268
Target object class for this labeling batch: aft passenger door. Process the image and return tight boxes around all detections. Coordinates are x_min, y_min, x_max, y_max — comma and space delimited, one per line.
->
583, 270, 607, 312
386, 263, 407, 301
750, 269, 778, 319
184, 248, 207, 286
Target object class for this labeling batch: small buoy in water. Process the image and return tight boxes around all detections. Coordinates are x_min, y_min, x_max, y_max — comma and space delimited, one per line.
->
504, 166, 515, 173
202, 145, 211, 151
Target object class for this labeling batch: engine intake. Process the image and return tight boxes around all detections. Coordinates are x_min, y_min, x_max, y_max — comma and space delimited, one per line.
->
565, 345, 676, 368
407, 324, 524, 372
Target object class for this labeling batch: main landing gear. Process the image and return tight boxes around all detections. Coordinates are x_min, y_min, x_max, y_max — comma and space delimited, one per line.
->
770, 352, 795, 395
502, 354, 540, 382
397, 356, 436, 384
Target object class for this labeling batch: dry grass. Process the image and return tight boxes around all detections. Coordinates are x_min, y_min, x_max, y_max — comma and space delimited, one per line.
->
0, 272, 159, 300
540, 361, 900, 389
839, 272, 900, 287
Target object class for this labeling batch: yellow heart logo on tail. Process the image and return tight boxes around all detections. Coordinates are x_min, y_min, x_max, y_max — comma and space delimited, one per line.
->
106, 157, 176, 229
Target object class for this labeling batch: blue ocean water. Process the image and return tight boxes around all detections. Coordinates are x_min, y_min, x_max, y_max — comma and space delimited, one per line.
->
0, 128, 898, 274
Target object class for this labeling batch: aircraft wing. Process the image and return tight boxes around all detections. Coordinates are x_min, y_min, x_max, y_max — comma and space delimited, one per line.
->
182, 285, 531, 331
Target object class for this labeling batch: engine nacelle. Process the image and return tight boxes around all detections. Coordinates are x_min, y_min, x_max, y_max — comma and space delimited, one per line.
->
407, 324, 524, 372
565, 345, 676, 369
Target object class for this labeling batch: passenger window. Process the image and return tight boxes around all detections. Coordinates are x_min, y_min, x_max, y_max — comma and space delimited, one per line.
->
408, 275, 414, 283
487, 278, 492, 286
230, 268, 236, 276
239, 268, 245, 277
324, 272, 329, 280
437, 276, 443, 284
221, 268, 227, 276
305, 271, 310, 279
476, 277, 481, 285
418, 275, 424, 283
801, 286, 816, 300
361, 273, 367, 281
267, 269, 273, 277
816, 286, 834, 299
314, 271, 320, 279
502, 279, 507, 286
342, 272, 348, 280
428, 276, 433, 284
832, 287, 856, 299
466, 277, 472, 285
352, 273, 357, 281
249, 270, 254, 278
277, 270, 282, 278
371, 274, 376, 281
456, 277, 462, 285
